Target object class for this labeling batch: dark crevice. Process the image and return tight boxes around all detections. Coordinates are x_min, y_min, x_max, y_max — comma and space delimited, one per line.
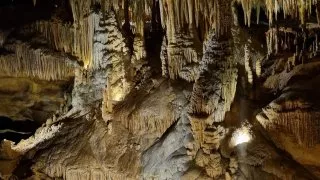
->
11, 159, 34, 179
145, 0, 164, 75
0, 116, 40, 143
0, 0, 59, 30
122, 0, 134, 57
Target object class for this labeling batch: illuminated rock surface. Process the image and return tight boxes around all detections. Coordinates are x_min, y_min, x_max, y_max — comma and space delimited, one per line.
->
0, 0, 320, 179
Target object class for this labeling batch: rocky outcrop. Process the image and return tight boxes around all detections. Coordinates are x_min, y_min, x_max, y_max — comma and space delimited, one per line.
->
257, 59, 320, 176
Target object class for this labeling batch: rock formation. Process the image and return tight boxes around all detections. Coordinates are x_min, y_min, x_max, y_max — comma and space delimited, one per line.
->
0, 0, 320, 179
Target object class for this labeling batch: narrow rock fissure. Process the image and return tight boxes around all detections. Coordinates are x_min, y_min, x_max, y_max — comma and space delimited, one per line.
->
0, 116, 40, 143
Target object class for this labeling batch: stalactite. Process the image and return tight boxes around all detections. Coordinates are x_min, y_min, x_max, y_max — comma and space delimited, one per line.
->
266, 27, 297, 56
159, 0, 234, 81
237, 0, 319, 25
131, 0, 153, 36
31, 16, 95, 68
159, 0, 231, 39
190, 115, 227, 178
189, 116, 207, 148
0, 42, 74, 81
68, 0, 152, 36
235, 0, 263, 26
238, 0, 252, 26
266, 28, 278, 56
69, 0, 93, 23
266, 26, 320, 64
268, 0, 318, 25
132, 35, 147, 68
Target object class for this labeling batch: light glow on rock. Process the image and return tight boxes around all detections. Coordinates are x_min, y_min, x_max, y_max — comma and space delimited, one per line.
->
234, 131, 251, 146
230, 123, 253, 147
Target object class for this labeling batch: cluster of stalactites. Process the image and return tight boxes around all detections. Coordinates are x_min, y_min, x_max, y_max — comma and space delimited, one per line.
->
236, 0, 261, 26
237, 0, 319, 26
32, 15, 95, 68
69, 0, 95, 23
130, 0, 153, 35
265, 0, 318, 25
266, 27, 296, 56
0, 43, 74, 81
69, 0, 153, 36
159, 0, 232, 40
266, 26, 320, 61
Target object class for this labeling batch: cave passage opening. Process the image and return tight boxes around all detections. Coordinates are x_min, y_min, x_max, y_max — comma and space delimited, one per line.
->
0, 116, 40, 143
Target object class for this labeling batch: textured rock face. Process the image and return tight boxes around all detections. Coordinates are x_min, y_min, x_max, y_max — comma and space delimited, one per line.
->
257, 60, 320, 177
1, 0, 320, 180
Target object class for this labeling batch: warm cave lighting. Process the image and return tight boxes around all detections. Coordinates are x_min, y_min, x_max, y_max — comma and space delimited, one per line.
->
231, 125, 253, 147
234, 131, 251, 146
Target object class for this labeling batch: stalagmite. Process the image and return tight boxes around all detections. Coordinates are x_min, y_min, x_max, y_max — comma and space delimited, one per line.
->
101, 11, 132, 116
256, 58, 261, 77
161, 36, 169, 77
190, 34, 237, 124
245, 43, 253, 84
132, 35, 147, 69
